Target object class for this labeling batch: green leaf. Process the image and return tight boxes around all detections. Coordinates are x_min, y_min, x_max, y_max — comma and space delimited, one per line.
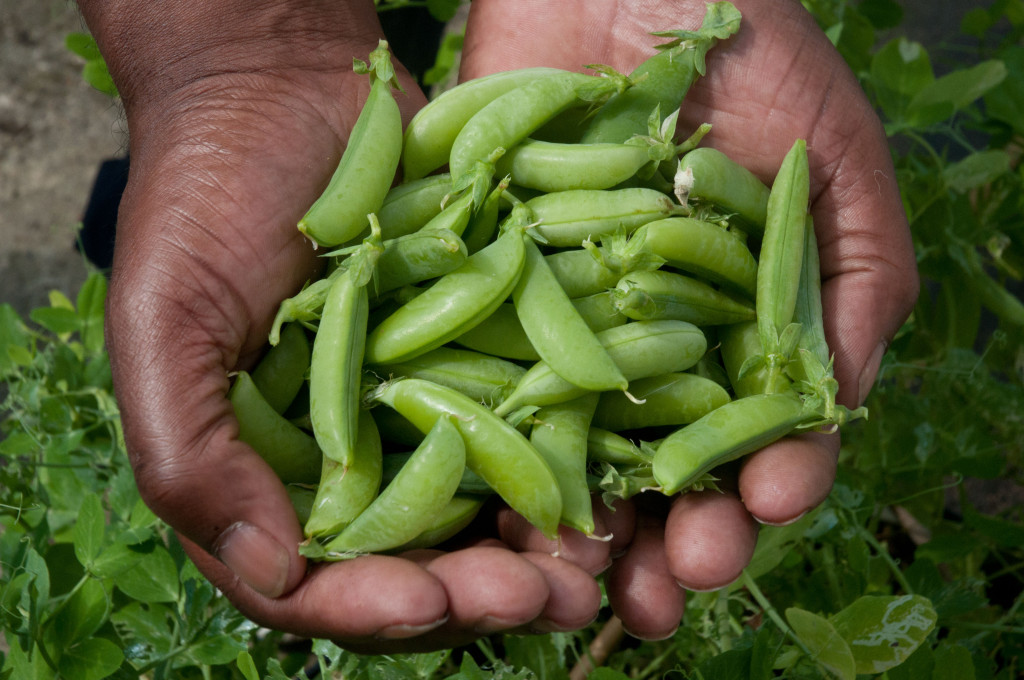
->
83, 59, 118, 97
869, 38, 933, 123
186, 632, 248, 666
742, 507, 820, 581
110, 601, 176, 661
73, 493, 105, 569
942, 150, 1011, 193
785, 607, 856, 680
425, 0, 462, 22
696, 648, 753, 680
76, 273, 107, 355
236, 652, 261, 680
112, 544, 180, 603
908, 60, 1007, 115
423, 32, 464, 87
24, 548, 51, 626
857, 0, 903, 29
29, 306, 80, 336
51, 578, 110, 645
585, 670, 630, 680
58, 637, 124, 680
65, 32, 102, 60
90, 540, 143, 579
0, 303, 31, 377
932, 642, 976, 680
504, 633, 567, 680
984, 47, 1024, 134
830, 594, 937, 675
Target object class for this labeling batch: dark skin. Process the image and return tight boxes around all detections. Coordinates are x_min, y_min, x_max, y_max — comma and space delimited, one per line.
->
77, 0, 917, 650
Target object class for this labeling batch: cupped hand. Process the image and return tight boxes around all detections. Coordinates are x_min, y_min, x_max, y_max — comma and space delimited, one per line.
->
80, 0, 604, 652
462, 0, 919, 639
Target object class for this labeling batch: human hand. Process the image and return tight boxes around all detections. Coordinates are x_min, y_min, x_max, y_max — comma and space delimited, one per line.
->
461, 0, 919, 639
79, 0, 606, 652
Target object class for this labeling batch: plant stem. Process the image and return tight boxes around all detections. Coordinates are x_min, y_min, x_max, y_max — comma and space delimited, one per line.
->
741, 570, 814, 658
569, 615, 624, 680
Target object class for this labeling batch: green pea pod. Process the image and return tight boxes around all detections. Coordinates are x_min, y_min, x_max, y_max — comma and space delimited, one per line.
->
570, 291, 629, 332
514, 235, 627, 392
527, 188, 684, 247
298, 41, 403, 247
653, 391, 810, 494
318, 415, 466, 557
270, 277, 333, 345
376, 173, 453, 241
612, 269, 756, 326
449, 69, 630, 182
370, 377, 562, 539
494, 319, 707, 416
587, 427, 653, 466
757, 139, 809, 346
717, 321, 774, 397
676, 147, 770, 235
304, 408, 384, 539
786, 217, 831, 387
375, 345, 526, 406
287, 484, 316, 526
370, 227, 468, 298
462, 175, 508, 254
229, 371, 321, 485
382, 450, 492, 495
365, 226, 526, 364
403, 67, 565, 181
637, 217, 759, 298
529, 394, 600, 536
593, 372, 731, 432
579, 2, 742, 143
251, 322, 310, 414
451, 302, 540, 361
309, 230, 383, 467
393, 494, 487, 551
544, 248, 625, 299
495, 138, 650, 192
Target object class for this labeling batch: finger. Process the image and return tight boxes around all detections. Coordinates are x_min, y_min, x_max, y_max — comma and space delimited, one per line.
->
595, 496, 636, 557
518, 552, 603, 633
496, 502, 613, 576
605, 518, 685, 641
739, 431, 840, 526
180, 534, 450, 648
424, 545, 551, 643
664, 490, 759, 592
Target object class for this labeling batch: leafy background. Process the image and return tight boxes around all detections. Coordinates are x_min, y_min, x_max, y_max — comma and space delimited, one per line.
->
2, 0, 1023, 678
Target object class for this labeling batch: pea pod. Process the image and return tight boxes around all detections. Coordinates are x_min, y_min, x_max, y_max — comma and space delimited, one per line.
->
529, 394, 600, 536
375, 345, 526, 405
228, 371, 321, 485
587, 427, 652, 466
513, 235, 627, 392
449, 69, 630, 182
579, 2, 742, 143
495, 138, 651, 192
652, 391, 810, 494
309, 230, 383, 467
402, 67, 565, 180
527, 188, 684, 247
676, 147, 770, 234
376, 173, 453, 240
304, 408, 384, 539
393, 494, 487, 551
612, 269, 756, 326
370, 227, 468, 298
636, 217, 759, 298
251, 322, 310, 414
370, 377, 562, 538
592, 372, 731, 432
364, 225, 526, 364
298, 41, 403, 247
494, 319, 707, 416
382, 450, 492, 496
451, 302, 540, 361
318, 415, 466, 557
718, 321, 781, 397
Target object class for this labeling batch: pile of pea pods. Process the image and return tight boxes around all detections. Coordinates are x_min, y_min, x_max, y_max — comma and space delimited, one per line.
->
229, 3, 866, 560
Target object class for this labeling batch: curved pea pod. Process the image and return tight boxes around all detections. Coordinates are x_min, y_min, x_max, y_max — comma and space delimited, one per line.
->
652, 391, 810, 495
587, 427, 652, 466
612, 269, 756, 326
451, 302, 540, 361
375, 345, 526, 406
376, 173, 453, 240
579, 2, 742, 144
286, 484, 316, 526
592, 372, 731, 432
676, 147, 770, 235
757, 139, 810, 348
370, 378, 562, 539
637, 217, 759, 298
304, 408, 384, 539
514, 235, 627, 392
382, 450, 492, 496
393, 494, 487, 551
318, 415, 466, 557
449, 69, 630, 182
229, 371, 321, 485
402, 67, 565, 181
270, 277, 333, 344
298, 41, 403, 247
309, 235, 383, 467
494, 319, 707, 416
527, 188, 684, 247
786, 218, 831, 387
495, 138, 650, 192
718, 321, 777, 398
251, 322, 310, 414
462, 175, 508, 254
544, 248, 624, 299
370, 227, 468, 298
364, 226, 526, 364
529, 394, 600, 536
571, 291, 629, 333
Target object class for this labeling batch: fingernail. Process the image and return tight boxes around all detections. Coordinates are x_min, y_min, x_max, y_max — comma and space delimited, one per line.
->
215, 522, 291, 598
475, 615, 523, 634
857, 341, 888, 406
375, 616, 448, 640
755, 509, 807, 527
622, 624, 678, 641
